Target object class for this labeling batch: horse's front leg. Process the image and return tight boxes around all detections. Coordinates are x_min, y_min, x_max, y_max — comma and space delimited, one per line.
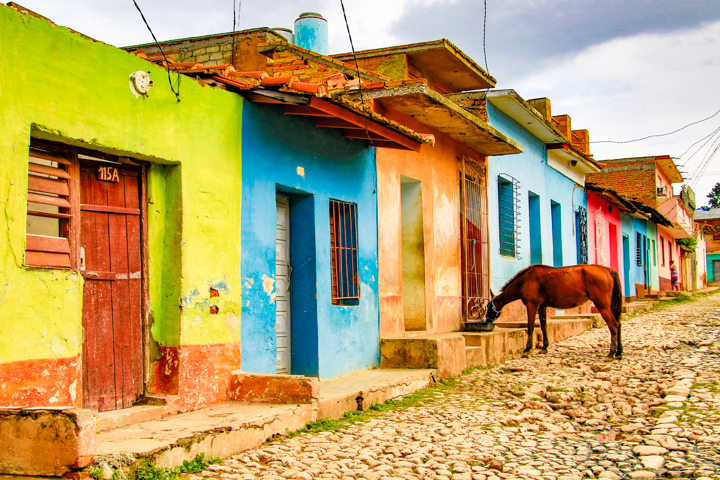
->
523, 303, 539, 356
538, 305, 549, 353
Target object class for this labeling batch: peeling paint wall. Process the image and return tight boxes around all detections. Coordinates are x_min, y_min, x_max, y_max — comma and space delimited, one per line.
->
376, 108, 477, 337
0, 5, 243, 409
240, 102, 379, 380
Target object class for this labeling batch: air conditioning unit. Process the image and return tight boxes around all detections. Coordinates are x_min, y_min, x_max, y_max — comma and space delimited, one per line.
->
656, 186, 666, 196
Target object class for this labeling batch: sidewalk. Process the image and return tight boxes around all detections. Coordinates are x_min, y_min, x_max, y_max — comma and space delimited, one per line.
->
94, 369, 437, 468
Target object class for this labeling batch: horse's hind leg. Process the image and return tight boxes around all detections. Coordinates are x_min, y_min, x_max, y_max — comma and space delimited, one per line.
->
616, 322, 623, 359
538, 306, 549, 353
596, 306, 619, 360
523, 303, 539, 356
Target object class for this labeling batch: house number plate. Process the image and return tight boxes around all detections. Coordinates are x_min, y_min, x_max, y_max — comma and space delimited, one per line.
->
98, 166, 120, 183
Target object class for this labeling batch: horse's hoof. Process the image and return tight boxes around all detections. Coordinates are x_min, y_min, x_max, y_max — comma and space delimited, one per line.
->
539, 349, 548, 354
604, 356, 614, 362
615, 355, 623, 361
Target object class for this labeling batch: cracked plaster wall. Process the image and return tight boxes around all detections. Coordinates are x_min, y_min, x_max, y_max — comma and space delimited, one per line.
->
0, 5, 243, 407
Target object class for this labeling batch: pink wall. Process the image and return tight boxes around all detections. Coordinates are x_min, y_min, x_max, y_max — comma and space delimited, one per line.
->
587, 191, 623, 284
657, 226, 682, 290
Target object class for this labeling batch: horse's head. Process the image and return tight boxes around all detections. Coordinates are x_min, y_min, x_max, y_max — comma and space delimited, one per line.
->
484, 292, 501, 323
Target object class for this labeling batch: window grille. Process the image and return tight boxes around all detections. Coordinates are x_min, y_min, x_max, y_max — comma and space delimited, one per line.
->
636, 232, 642, 266
652, 240, 656, 266
497, 174, 521, 258
329, 200, 360, 305
25, 141, 74, 269
575, 206, 588, 264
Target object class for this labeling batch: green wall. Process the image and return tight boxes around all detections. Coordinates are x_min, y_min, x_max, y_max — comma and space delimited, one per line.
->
0, 5, 243, 366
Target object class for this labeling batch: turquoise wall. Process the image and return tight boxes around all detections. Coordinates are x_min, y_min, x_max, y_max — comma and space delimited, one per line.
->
708, 253, 720, 282
620, 214, 659, 292
240, 102, 380, 379
487, 102, 586, 291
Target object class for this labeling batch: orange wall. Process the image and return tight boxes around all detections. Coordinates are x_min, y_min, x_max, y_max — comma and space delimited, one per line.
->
376, 108, 485, 336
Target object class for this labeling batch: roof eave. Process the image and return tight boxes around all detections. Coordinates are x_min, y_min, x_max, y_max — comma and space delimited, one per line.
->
342, 83, 522, 156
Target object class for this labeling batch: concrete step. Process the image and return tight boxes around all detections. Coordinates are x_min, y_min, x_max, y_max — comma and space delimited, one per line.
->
464, 318, 595, 369
92, 368, 436, 468
623, 302, 655, 314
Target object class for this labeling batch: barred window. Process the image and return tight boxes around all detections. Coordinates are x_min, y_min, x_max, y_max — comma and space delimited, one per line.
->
329, 200, 360, 305
652, 240, 657, 266
498, 174, 520, 257
636, 232, 642, 266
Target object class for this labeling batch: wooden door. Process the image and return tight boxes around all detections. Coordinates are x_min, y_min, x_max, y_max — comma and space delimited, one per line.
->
275, 197, 291, 374
80, 161, 143, 411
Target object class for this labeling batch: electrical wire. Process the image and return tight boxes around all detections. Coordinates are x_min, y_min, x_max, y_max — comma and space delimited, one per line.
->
482, 0, 488, 75
676, 125, 720, 160
231, 0, 242, 65
131, 0, 181, 102
592, 107, 720, 144
339, 0, 373, 144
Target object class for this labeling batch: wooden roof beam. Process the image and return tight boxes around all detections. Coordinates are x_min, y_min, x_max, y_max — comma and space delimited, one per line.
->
308, 97, 422, 152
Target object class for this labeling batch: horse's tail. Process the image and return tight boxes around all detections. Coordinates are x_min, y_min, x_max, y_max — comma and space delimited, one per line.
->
610, 269, 623, 322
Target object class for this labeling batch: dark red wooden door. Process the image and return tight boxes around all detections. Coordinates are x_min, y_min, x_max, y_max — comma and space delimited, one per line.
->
80, 161, 143, 411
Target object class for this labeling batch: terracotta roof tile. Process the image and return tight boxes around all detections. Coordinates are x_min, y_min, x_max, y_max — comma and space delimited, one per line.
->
261, 75, 299, 86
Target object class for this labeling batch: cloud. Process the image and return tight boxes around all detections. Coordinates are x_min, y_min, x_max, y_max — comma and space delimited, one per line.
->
390, 0, 720, 81
511, 19, 720, 198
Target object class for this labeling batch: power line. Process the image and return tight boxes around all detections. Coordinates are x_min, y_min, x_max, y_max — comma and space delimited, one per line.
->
592, 107, 720, 144
131, 0, 181, 102
339, 0, 373, 145
677, 125, 720, 160
482, 0, 488, 75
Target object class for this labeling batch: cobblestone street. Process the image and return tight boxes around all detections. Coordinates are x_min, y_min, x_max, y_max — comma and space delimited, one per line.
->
198, 293, 720, 480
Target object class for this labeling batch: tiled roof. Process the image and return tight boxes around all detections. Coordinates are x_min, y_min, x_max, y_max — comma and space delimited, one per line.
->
136, 53, 433, 150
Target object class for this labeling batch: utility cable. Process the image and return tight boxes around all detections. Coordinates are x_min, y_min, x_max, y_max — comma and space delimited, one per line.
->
340, 0, 373, 145
131, 0, 181, 102
592, 107, 720, 144
676, 125, 720, 160
231, 0, 242, 65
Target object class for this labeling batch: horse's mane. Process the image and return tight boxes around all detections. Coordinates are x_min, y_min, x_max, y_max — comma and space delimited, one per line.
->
500, 265, 534, 292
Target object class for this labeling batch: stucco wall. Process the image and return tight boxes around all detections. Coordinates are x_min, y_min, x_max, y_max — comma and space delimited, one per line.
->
0, 6, 243, 408
587, 192, 624, 289
240, 102, 379, 380
375, 109, 479, 337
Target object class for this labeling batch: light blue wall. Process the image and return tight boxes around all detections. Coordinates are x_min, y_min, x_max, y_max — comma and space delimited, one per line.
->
486, 102, 586, 292
241, 102, 380, 379
620, 214, 659, 293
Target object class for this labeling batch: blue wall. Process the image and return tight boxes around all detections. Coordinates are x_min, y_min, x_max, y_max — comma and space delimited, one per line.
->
620, 213, 660, 294
241, 102, 380, 379
487, 102, 586, 291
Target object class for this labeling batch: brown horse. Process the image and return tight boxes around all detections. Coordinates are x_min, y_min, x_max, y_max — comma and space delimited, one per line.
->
484, 264, 623, 359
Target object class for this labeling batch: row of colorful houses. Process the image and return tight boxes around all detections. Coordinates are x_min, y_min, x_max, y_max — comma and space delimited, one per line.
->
0, 5, 713, 415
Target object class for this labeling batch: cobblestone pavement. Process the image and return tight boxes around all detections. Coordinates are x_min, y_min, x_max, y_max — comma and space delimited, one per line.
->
197, 294, 720, 480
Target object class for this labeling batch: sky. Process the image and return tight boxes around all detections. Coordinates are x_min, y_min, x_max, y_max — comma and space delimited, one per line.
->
14, 0, 720, 207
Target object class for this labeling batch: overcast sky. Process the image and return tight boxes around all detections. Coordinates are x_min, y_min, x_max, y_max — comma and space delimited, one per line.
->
15, 0, 720, 206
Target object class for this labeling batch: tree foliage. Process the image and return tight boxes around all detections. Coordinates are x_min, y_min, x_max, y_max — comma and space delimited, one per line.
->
705, 182, 720, 210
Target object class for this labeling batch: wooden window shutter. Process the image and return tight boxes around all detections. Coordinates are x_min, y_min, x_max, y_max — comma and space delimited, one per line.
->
25, 142, 74, 268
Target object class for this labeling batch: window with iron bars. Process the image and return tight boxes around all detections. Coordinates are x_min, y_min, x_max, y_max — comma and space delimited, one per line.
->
498, 174, 521, 258
636, 232, 643, 266
329, 199, 360, 305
